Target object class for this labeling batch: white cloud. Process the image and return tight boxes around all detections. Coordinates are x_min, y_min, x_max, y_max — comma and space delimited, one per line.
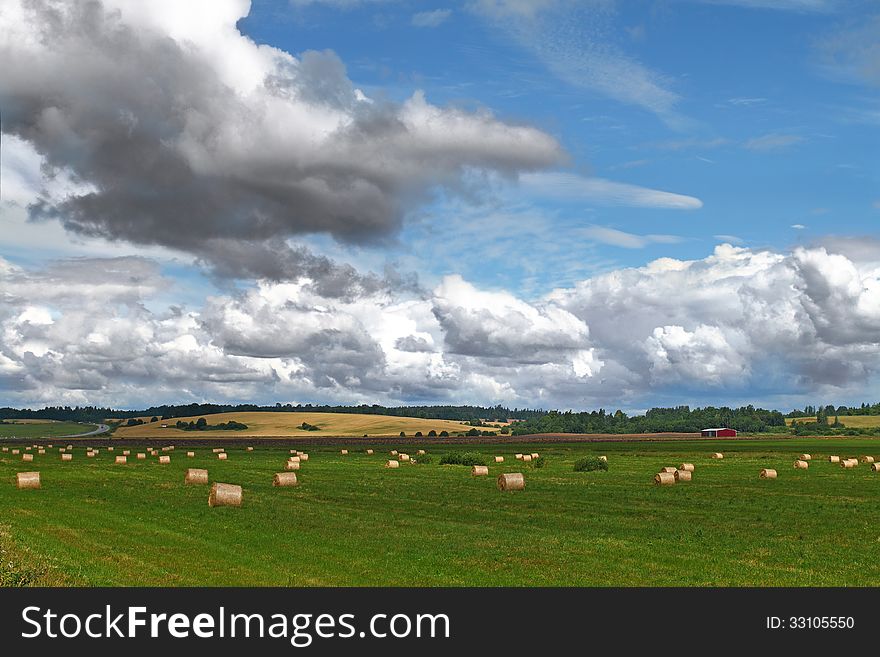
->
520, 172, 703, 209
412, 9, 452, 27
686, 0, 836, 11
791, 224, 806, 229
744, 133, 804, 151
580, 226, 683, 249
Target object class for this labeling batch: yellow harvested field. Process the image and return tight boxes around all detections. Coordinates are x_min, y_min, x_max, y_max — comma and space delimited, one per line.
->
113, 411, 476, 438
785, 415, 880, 428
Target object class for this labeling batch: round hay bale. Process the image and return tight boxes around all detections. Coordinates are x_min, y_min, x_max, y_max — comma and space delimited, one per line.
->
67, 445, 74, 450
515, 453, 523, 460
1, 447, 7, 452
841, 459, 856, 469
661, 466, 677, 473
107, 447, 114, 452
285, 461, 300, 471
185, 468, 209, 485
340, 449, 349, 455
472, 465, 489, 476
299, 453, 309, 461
385, 460, 399, 469
22, 453, 34, 462
289, 449, 298, 454
530, 453, 539, 459
16, 472, 41, 490
871, 463, 880, 472
137, 453, 146, 460
494, 456, 504, 463
599, 455, 608, 462
208, 482, 242, 507
829, 455, 840, 463
366, 449, 374, 455
11, 449, 20, 455
861, 456, 875, 464
794, 460, 809, 469
246, 446, 254, 452
187, 451, 195, 458
711, 453, 724, 459
38, 449, 45, 455
212, 448, 224, 454
87, 451, 95, 458
273, 472, 298, 487
497, 472, 525, 491
47, 444, 53, 448
417, 449, 426, 455
400, 454, 411, 462
122, 450, 130, 456
115, 455, 127, 464
217, 452, 228, 460
799, 454, 812, 461
679, 463, 695, 472
61, 453, 72, 462
654, 472, 675, 485
674, 469, 692, 482
760, 468, 777, 479
390, 450, 398, 456
522, 455, 533, 462
158, 455, 170, 464
288, 456, 301, 463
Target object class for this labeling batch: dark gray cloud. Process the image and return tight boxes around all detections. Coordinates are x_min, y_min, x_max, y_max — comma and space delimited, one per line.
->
1, 0, 562, 290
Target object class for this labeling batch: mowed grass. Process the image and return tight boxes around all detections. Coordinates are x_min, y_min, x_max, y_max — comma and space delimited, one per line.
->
114, 411, 475, 438
1, 437, 880, 587
0, 421, 97, 438
785, 415, 880, 428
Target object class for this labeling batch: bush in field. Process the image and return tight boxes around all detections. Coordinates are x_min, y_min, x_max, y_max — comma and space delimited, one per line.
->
399, 431, 406, 437
428, 429, 437, 436
414, 454, 433, 464
466, 428, 480, 436
415, 431, 423, 437
439, 430, 449, 437
534, 456, 546, 469
573, 456, 607, 472
439, 451, 486, 466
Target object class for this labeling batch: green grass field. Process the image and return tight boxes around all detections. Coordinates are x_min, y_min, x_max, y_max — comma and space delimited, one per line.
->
0, 421, 97, 438
2, 437, 879, 586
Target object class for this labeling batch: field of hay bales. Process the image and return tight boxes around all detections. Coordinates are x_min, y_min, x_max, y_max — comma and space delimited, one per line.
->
2, 437, 880, 586
0, 421, 97, 439
785, 415, 880, 428
113, 411, 476, 438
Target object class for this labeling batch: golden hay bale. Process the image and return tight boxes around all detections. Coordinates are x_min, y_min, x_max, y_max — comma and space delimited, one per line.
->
679, 463, 695, 472
760, 468, 777, 479
137, 453, 146, 460
599, 455, 608, 462
16, 472, 41, 490
299, 453, 309, 461
660, 466, 677, 473
1, 447, 7, 452
285, 461, 300, 471
711, 453, 724, 459
794, 460, 809, 470
385, 460, 399, 469
12, 449, 20, 455
530, 453, 539, 459
400, 454, 411, 462
841, 459, 856, 469
417, 449, 426, 455
871, 463, 880, 472
799, 454, 811, 461
47, 444, 53, 448
497, 472, 525, 491
472, 465, 489, 476
158, 455, 170, 464
122, 450, 130, 456
115, 455, 127, 464
522, 455, 533, 462
217, 452, 228, 460
187, 451, 195, 458
67, 445, 73, 450
61, 453, 72, 462
288, 456, 301, 463
107, 447, 113, 452
515, 453, 523, 460
861, 456, 875, 464
366, 449, 374, 455
674, 469, 692, 482
290, 449, 298, 454
185, 468, 209, 485
654, 472, 675, 485
495, 456, 504, 463
212, 448, 224, 453
22, 453, 34, 462
390, 450, 398, 456
208, 482, 242, 507
273, 472, 298, 487
246, 446, 254, 452
87, 451, 95, 458
38, 449, 45, 455
829, 455, 840, 463
341, 449, 349, 455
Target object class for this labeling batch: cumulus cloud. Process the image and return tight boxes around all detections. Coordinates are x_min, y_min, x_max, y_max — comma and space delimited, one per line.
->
3, 244, 880, 409
0, 0, 563, 286
412, 9, 452, 27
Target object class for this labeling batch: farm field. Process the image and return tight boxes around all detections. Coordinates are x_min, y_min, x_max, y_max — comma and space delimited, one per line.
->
113, 411, 479, 438
785, 415, 880, 429
0, 421, 98, 439
2, 437, 879, 587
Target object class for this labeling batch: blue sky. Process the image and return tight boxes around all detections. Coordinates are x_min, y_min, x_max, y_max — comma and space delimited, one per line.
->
1, 0, 878, 411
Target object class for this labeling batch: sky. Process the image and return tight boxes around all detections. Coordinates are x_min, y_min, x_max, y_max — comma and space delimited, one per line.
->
0, 0, 878, 412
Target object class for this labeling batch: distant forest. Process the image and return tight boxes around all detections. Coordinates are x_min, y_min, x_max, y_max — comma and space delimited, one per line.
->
2, 400, 877, 435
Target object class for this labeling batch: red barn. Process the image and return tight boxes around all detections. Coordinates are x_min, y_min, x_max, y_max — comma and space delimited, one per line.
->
701, 427, 737, 437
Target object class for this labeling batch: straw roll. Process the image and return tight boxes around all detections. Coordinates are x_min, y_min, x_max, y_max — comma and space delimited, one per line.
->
273, 472, 298, 487
472, 465, 489, 476
497, 472, 525, 491
208, 482, 242, 507
654, 472, 675, 485
185, 468, 209, 485
16, 472, 41, 489
760, 468, 777, 479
